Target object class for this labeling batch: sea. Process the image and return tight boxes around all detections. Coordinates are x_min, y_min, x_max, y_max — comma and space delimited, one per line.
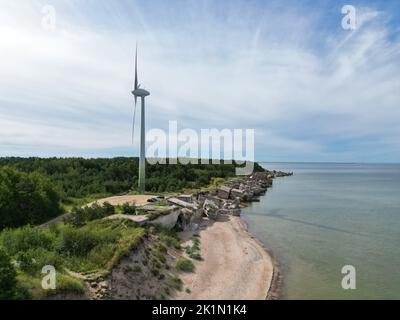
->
242, 162, 400, 299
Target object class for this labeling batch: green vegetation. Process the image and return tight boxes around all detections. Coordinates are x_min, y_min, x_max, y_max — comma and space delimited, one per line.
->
153, 225, 181, 249
0, 219, 146, 298
120, 202, 136, 215
147, 199, 169, 206
166, 274, 183, 291
0, 157, 264, 199
175, 258, 195, 272
147, 208, 172, 221
64, 202, 115, 227
0, 157, 265, 230
0, 167, 63, 229
0, 157, 267, 299
16, 270, 85, 299
60, 193, 110, 212
0, 247, 18, 299
185, 235, 202, 260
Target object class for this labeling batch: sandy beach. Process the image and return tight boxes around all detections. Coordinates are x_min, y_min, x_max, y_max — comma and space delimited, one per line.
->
175, 215, 275, 300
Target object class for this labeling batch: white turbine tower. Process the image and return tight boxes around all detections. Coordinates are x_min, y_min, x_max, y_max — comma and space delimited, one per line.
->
131, 44, 150, 194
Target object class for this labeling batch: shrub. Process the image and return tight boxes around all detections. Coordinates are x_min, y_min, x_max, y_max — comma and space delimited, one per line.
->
121, 202, 136, 215
0, 248, 17, 299
16, 247, 61, 276
0, 226, 56, 256
0, 219, 146, 298
155, 242, 167, 253
166, 274, 182, 291
175, 258, 194, 272
189, 252, 201, 260
154, 226, 181, 249
54, 273, 85, 295
102, 202, 115, 216
65, 203, 116, 227
147, 211, 161, 221
133, 265, 142, 273
186, 235, 202, 260
59, 228, 102, 256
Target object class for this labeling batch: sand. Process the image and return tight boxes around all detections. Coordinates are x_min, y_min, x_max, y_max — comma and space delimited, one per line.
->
175, 215, 274, 300
89, 195, 154, 207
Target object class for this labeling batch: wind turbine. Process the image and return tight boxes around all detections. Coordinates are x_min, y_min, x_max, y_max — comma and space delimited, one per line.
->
131, 44, 150, 194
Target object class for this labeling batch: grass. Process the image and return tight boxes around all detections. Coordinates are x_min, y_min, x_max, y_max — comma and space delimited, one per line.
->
0, 219, 147, 298
166, 274, 183, 291
147, 199, 169, 206
61, 193, 111, 212
147, 208, 172, 221
185, 235, 202, 260
158, 229, 181, 249
175, 258, 195, 272
0, 189, 197, 299
16, 270, 85, 299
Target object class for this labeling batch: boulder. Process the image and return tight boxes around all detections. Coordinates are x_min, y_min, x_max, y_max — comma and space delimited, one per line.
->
203, 199, 219, 220
217, 208, 241, 216
167, 197, 197, 210
217, 185, 231, 199
230, 188, 246, 200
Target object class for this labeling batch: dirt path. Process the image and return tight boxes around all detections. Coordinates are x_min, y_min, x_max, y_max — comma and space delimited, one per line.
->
175, 216, 274, 300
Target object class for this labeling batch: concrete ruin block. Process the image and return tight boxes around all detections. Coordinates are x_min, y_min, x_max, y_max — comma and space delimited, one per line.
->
230, 188, 245, 200
176, 194, 194, 203
203, 199, 219, 220
217, 185, 231, 199
167, 197, 196, 210
217, 208, 241, 216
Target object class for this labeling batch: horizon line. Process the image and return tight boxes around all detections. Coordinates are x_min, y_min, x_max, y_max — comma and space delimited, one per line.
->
1, 156, 399, 165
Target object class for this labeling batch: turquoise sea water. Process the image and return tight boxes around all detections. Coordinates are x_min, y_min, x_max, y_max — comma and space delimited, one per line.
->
242, 163, 400, 299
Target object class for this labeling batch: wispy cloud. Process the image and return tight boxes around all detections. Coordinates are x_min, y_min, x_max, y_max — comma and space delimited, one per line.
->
0, 0, 399, 162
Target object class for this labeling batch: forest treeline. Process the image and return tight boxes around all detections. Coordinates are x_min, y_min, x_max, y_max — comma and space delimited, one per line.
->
0, 157, 264, 197
0, 157, 265, 228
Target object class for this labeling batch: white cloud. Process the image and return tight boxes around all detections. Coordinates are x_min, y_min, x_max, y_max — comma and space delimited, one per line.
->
0, 1, 399, 162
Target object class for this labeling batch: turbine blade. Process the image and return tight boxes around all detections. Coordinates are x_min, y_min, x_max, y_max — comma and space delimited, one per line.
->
134, 43, 138, 91
132, 101, 137, 144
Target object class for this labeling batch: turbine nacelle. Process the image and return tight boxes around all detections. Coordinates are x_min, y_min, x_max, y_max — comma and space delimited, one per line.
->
132, 88, 150, 97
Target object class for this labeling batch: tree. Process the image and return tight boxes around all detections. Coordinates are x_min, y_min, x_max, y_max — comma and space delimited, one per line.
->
0, 167, 63, 229
0, 247, 17, 299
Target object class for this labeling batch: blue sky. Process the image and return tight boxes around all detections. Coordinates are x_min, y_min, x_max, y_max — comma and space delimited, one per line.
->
0, 0, 399, 162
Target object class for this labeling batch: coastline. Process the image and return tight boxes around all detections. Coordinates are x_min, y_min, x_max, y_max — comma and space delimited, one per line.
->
172, 172, 293, 300
174, 215, 275, 300
239, 217, 283, 300
47, 171, 289, 300
172, 172, 290, 300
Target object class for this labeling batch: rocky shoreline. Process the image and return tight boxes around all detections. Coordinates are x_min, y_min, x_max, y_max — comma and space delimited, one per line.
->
159, 170, 294, 227
159, 170, 293, 300
74, 170, 293, 300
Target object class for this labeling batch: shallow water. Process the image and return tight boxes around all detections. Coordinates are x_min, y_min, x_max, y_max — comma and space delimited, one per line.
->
242, 163, 400, 299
